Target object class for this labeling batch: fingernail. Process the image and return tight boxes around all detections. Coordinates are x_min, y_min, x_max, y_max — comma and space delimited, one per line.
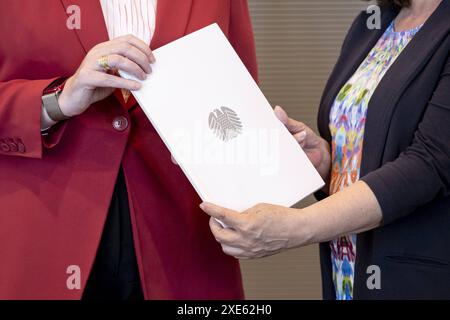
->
298, 131, 307, 140
199, 203, 205, 210
274, 110, 280, 117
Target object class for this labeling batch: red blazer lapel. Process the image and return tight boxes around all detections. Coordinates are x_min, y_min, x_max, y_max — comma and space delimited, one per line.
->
59, 0, 194, 112
60, 0, 109, 53
150, 0, 193, 49
60, 0, 195, 61
127, 0, 193, 112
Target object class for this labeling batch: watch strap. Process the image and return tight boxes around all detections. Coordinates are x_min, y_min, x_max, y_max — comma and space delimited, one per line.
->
42, 78, 71, 122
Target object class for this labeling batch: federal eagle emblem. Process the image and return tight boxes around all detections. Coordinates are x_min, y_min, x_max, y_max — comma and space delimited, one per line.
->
208, 106, 243, 142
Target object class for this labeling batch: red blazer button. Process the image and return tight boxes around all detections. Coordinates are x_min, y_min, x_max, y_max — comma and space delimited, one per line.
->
112, 116, 129, 132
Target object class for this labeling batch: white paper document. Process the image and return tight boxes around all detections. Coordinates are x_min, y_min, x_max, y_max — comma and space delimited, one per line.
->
122, 24, 324, 211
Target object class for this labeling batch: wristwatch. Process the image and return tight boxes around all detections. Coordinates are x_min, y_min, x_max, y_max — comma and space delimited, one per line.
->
42, 78, 71, 122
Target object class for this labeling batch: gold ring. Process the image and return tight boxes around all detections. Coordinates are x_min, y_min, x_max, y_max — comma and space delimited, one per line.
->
97, 55, 111, 72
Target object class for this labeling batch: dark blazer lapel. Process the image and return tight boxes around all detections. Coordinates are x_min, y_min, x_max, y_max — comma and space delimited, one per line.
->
361, 0, 450, 175
59, 0, 109, 53
318, 7, 398, 143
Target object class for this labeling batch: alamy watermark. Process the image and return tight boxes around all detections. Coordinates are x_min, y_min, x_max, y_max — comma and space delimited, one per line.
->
366, 264, 381, 290
66, 5, 81, 30
66, 265, 81, 290
366, 5, 382, 30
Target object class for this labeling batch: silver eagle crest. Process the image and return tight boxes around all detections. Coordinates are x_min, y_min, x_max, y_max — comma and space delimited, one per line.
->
208, 106, 243, 142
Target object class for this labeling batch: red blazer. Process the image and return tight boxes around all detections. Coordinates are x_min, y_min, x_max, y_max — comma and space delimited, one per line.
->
0, 0, 258, 299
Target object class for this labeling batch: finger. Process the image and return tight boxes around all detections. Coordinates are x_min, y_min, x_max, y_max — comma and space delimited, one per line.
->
293, 131, 307, 147
286, 118, 307, 135
171, 154, 178, 165
274, 106, 306, 134
200, 202, 242, 228
103, 41, 153, 74
209, 218, 242, 246
101, 54, 147, 80
221, 244, 245, 258
209, 216, 226, 231
274, 105, 289, 125
114, 34, 155, 63
87, 71, 142, 91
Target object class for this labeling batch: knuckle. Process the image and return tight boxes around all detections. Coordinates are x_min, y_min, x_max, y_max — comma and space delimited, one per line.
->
239, 223, 251, 234
250, 247, 259, 254
249, 221, 262, 234
105, 76, 117, 87
117, 35, 130, 42
116, 55, 128, 67
255, 203, 270, 214
78, 68, 91, 80
211, 227, 221, 239
89, 45, 100, 54
125, 43, 134, 52
253, 203, 265, 211
107, 55, 118, 65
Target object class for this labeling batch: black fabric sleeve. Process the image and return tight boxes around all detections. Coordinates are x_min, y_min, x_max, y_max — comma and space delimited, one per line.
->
361, 57, 450, 225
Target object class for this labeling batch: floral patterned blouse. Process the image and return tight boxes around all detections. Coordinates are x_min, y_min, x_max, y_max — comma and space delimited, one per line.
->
328, 21, 422, 300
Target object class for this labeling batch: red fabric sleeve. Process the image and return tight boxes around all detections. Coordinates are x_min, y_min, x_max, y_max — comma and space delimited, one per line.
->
0, 78, 68, 159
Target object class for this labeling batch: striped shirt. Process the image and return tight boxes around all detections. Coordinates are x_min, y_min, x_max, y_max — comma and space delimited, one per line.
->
100, 0, 158, 45
99, 0, 157, 102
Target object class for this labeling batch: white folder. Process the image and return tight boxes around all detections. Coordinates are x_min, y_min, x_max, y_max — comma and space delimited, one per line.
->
121, 24, 324, 212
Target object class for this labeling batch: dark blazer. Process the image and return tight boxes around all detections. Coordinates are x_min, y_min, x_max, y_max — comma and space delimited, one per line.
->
316, 2, 450, 299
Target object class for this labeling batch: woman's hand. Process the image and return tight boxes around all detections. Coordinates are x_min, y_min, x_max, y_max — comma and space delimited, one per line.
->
58, 35, 155, 118
200, 181, 383, 260
274, 106, 331, 182
199, 202, 309, 259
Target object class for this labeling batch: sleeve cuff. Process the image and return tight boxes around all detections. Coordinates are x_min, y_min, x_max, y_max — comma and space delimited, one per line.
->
361, 171, 400, 226
41, 121, 68, 149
